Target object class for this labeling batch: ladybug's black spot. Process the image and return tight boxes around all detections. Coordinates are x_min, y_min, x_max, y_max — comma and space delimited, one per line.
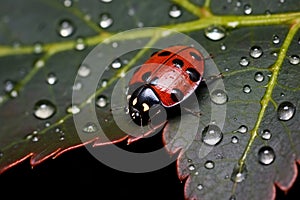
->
158, 51, 171, 56
150, 77, 159, 86
142, 71, 151, 82
171, 88, 184, 102
172, 59, 184, 68
190, 51, 201, 61
186, 68, 201, 82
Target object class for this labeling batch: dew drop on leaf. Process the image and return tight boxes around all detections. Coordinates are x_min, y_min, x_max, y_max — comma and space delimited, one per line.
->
96, 95, 108, 108
75, 37, 87, 51
243, 85, 251, 93
220, 43, 227, 51
258, 146, 276, 165
66, 104, 81, 114
239, 56, 250, 67
229, 195, 236, 200
100, 79, 108, 87
277, 101, 296, 121
63, 0, 72, 7
33, 42, 43, 54
197, 184, 203, 191
169, 5, 182, 18
235, 125, 248, 134
57, 19, 75, 38
45, 122, 51, 127
249, 46, 263, 58
243, 4, 252, 15
204, 26, 226, 41
72, 81, 82, 91
254, 72, 264, 82
111, 58, 122, 69
210, 89, 228, 105
261, 129, 272, 140
83, 122, 98, 133
231, 136, 239, 144
78, 65, 91, 77
288, 55, 300, 65
99, 13, 113, 29
231, 164, 248, 183
59, 135, 65, 141
202, 124, 223, 146
272, 34, 280, 44
4, 80, 15, 94
46, 73, 58, 85
100, 0, 112, 3
188, 164, 196, 171
33, 100, 57, 120
204, 160, 215, 169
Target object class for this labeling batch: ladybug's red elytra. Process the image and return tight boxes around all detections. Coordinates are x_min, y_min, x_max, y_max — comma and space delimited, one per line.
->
127, 45, 205, 126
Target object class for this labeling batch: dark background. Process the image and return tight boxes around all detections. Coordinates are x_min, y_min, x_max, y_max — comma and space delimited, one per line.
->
0, 135, 298, 200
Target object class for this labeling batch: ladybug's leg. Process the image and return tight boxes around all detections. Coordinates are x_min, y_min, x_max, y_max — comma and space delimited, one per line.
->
183, 107, 202, 118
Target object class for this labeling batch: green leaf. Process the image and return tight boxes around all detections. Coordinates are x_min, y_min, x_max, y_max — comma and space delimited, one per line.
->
0, 0, 300, 200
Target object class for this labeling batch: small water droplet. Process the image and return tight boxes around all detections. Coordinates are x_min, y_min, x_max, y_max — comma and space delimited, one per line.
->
288, 55, 300, 65
204, 26, 226, 41
112, 42, 118, 48
272, 35, 280, 44
59, 135, 65, 141
58, 19, 75, 38
258, 146, 276, 165
32, 135, 39, 142
99, 13, 113, 29
235, 125, 248, 134
249, 46, 263, 58
277, 101, 296, 121
137, 21, 144, 28
169, 5, 182, 18
239, 57, 250, 67
45, 122, 51, 127
35, 59, 45, 68
66, 104, 80, 114
231, 164, 247, 183
197, 184, 203, 190
210, 89, 228, 105
72, 82, 82, 91
229, 195, 236, 200
46, 73, 58, 85
63, 0, 72, 7
220, 43, 227, 51
188, 164, 196, 171
33, 42, 43, 54
75, 37, 87, 51
243, 4, 252, 15
261, 129, 272, 140
78, 65, 91, 77
204, 160, 215, 169
243, 85, 251, 94
254, 72, 264, 82
96, 95, 108, 108
83, 122, 98, 133
100, 0, 112, 2
0, 152, 3, 158
279, 0, 285, 3
111, 58, 122, 69
34, 100, 56, 120
280, 92, 285, 97
202, 124, 223, 146
4, 80, 15, 94
101, 79, 108, 87
231, 136, 239, 144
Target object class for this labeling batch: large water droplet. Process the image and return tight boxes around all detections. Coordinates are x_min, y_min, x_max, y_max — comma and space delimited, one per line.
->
33, 100, 56, 120
83, 122, 98, 133
58, 19, 75, 38
249, 46, 263, 58
243, 4, 252, 15
261, 129, 272, 140
258, 146, 276, 165
204, 160, 215, 169
277, 101, 296, 121
46, 73, 58, 85
96, 95, 108, 108
202, 124, 223, 146
243, 85, 251, 93
272, 35, 280, 44
231, 164, 247, 183
210, 89, 228, 105
254, 72, 264, 82
78, 65, 91, 77
239, 57, 250, 67
288, 55, 300, 65
99, 13, 113, 29
169, 5, 182, 18
204, 26, 226, 41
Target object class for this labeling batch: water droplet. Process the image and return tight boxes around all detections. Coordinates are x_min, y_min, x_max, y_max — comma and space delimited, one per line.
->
202, 124, 223, 146
272, 35, 280, 44
188, 164, 196, 171
63, 0, 72, 7
111, 59, 122, 69
229, 195, 236, 200
58, 19, 75, 38
78, 65, 91, 77
261, 129, 272, 140
0, 152, 3, 158
137, 21, 144, 28
277, 101, 296, 121
46, 73, 58, 85
254, 72, 264, 82
99, 13, 113, 29
101, 79, 108, 87
239, 57, 250, 67
280, 92, 285, 97
169, 5, 182, 18
204, 160, 215, 169
249, 46, 263, 58
100, 0, 112, 2
235, 125, 248, 134
59, 135, 65, 141
33, 42, 43, 54
220, 43, 227, 51
243, 85, 251, 93
83, 122, 98, 133
66, 104, 80, 114
197, 184, 203, 190
210, 89, 228, 105
258, 146, 276, 165
243, 4, 252, 15
45, 122, 51, 127
33, 100, 56, 120
112, 42, 118, 48
279, 0, 285, 3
32, 135, 39, 142
72, 82, 82, 91
96, 95, 108, 108
288, 55, 300, 65
231, 164, 247, 183
75, 37, 87, 51
204, 26, 226, 41
35, 59, 45, 68
231, 136, 239, 144
4, 80, 15, 94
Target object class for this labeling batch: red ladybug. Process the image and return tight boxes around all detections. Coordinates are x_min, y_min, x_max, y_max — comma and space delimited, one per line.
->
127, 45, 205, 126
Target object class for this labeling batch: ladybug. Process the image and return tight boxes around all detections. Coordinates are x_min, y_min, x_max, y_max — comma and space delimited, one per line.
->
127, 45, 205, 126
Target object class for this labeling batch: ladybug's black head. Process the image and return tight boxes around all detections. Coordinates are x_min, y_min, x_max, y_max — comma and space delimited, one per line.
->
128, 85, 164, 126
